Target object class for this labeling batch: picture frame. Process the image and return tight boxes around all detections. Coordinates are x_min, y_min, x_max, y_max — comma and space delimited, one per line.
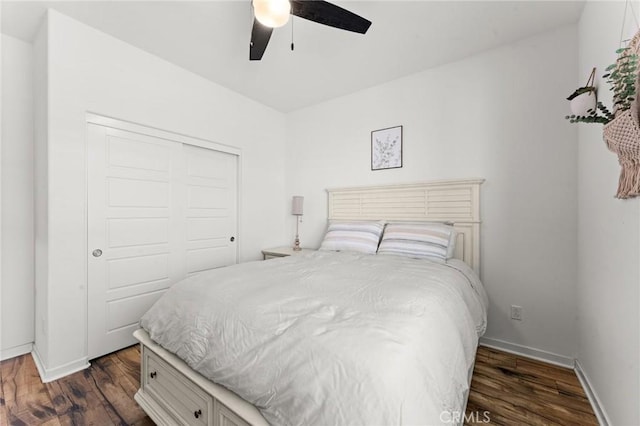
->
371, 125, 403, 171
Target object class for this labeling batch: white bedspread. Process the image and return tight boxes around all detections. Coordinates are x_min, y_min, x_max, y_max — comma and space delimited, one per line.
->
140, 251, 488, 426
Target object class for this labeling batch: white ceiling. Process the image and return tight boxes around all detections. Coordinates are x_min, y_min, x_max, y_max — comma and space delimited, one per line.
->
1, 1, 585, 112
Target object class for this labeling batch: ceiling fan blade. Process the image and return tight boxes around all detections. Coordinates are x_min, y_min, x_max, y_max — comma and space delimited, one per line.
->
290, 0, 371, 34
250, 18, 273, 61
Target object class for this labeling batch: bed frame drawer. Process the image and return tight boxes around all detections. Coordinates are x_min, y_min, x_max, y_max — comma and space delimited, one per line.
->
216, 400, 250, 426
142, 347, 213, 425
134, 329, 269, 426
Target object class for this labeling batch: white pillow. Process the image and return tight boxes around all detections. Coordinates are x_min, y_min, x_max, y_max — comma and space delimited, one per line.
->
377, 222, 457, 261
319, 221, 385, 254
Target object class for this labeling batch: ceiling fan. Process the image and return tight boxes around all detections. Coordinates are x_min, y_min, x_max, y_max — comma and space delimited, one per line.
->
250, 0, 372, 61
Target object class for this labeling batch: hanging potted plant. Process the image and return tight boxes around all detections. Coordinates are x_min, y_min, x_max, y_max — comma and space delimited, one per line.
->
565, 49, 638, 125
565, 40, 640, 198
566, 68, 598, 118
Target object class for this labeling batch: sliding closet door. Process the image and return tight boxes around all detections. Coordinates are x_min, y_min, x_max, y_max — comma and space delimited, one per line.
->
87, 124, 238, 359
184, 144, 237, 275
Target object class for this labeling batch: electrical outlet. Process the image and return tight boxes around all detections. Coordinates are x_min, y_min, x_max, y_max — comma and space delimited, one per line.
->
511, 305, 523, 321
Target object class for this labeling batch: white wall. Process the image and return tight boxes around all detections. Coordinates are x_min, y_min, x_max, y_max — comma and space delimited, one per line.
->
286, 26, 579, 360
577, 2, 640, 425
1, 34, 34, 360
34, 10, 287, 378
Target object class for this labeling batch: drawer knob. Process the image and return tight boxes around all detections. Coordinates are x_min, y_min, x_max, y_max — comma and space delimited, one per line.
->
194, 409, 202, 419
149, 371, 157, 379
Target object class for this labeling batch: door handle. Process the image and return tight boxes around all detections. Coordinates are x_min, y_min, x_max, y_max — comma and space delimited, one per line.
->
92, 249, 103, 257
230, 236, 235, 242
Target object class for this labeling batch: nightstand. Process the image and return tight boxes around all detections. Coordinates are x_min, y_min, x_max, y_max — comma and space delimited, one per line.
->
262, 246, 315, 260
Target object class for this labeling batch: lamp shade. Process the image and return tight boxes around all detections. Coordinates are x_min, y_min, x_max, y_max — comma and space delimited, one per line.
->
253, 0, 291, 28
292, 196, 304, 215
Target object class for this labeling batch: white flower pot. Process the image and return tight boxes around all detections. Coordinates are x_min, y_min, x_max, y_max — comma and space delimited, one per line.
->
570, 91, 597, 116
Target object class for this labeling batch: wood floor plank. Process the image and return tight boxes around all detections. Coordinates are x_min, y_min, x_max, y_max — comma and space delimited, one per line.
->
467, 345, 598, 426
30, 418, 61, 426
474, 346, 490, 363
556, 379, 591, 399
54, 370, 119, 425
88, 354, 148, 425
485, 348, 517, 368
4, 395, 53, 424
114, 346, 142, 389
1, 356, 39, 402
472, 362, 559, 395
129, 418, 155, 426
0, 343, 597, 426
467, 387, 554, 426
515, 357, 578, 384
1, 355, 59, 426
474, 368, 595, 418
0, 380, 7, 426
474, 362, 587, 408
43, 380, 74, 418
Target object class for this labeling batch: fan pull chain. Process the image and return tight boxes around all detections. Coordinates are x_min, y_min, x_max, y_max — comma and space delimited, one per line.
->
291, 16, 295, 51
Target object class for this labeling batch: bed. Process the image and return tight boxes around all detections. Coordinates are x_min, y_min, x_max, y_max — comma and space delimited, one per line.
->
133, 179, 486, 426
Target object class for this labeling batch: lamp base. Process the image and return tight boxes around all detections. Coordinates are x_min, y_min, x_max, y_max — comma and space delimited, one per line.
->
293, 215, 302, 251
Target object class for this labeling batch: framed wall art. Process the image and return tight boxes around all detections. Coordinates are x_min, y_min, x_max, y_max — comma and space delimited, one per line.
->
371, 125, 403, 171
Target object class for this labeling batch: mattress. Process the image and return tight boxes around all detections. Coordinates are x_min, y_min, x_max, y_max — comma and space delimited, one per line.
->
140, 251, 488, 425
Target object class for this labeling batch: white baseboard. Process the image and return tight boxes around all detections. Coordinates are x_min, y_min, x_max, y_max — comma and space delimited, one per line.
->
31, 346, 91, 383
575, 360, 611, 426
0, 342, 33, 361
479, 336, 575, 368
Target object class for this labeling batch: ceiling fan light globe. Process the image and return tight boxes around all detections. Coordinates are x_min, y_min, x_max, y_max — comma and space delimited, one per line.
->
253, 0, 291, 28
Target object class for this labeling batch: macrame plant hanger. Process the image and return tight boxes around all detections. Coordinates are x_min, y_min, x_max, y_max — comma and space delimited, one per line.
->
603, 0, 640, 198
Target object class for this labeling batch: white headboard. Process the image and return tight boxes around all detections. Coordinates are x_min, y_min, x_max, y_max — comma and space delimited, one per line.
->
327, 178, 484, 274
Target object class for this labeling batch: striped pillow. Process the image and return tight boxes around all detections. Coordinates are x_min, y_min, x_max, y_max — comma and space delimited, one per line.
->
319, 221, 385, 254
377, 222, 457, 261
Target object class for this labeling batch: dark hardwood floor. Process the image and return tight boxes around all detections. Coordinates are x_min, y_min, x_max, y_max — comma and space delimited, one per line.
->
0, 345, 598, 425
466, 346, 598, 425
0, 345, 152, 426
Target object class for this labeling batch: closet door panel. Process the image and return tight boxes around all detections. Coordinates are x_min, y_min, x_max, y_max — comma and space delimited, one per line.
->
87, 125, 185, 359
183, 144, 237, 275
